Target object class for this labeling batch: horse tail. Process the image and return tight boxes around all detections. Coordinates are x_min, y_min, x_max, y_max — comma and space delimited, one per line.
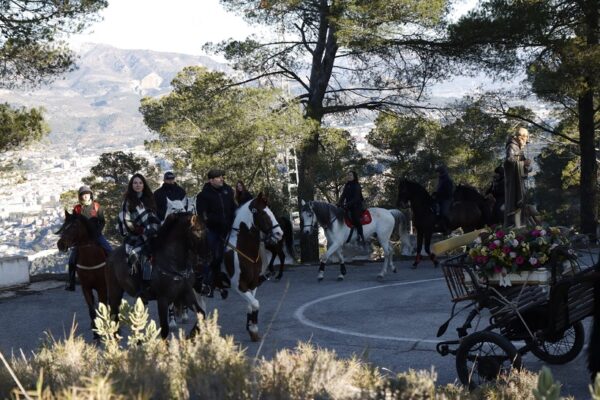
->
279, 216, 296, 259
589, 262, 600, 383
390, 209, 413, 256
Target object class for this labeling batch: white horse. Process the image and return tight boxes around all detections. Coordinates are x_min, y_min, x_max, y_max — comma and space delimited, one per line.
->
164, 196, 197, 221
300, 200, 412, 281
223, 193, 283, 341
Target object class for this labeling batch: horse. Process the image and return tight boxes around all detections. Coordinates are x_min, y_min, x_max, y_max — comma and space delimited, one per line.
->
223, 192, 284, 341
396, 179, 488, 268
56, 211, 108, 338
164, 196, 197, 219
264, 215, 295, 281
105, 212, 208, 339
300, 200, 411, 281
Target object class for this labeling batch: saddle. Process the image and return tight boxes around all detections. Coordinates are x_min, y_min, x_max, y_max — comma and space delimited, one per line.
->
344, 209, 372, 227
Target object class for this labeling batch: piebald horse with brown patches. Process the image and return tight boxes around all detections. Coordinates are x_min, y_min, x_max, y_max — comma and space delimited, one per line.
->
223, 193, 283, 341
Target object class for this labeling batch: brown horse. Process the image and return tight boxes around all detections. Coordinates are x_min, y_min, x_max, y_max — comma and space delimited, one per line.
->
223, 193, 283, 341
56, 211, 107, 338
105, 212, 208, 339
264, 215, 295, 281
397, 179, 490, 268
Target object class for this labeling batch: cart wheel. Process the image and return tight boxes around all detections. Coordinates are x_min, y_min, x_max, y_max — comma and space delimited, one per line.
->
456, 331, 522, 390
527, 321, 585, 365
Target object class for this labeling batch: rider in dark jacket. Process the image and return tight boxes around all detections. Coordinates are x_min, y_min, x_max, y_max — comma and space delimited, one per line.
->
338, 171, 366, 244
153, 171, 187, 221
195, 169, 236, 294
485, 166, 505, 224
433, 165, 454, 230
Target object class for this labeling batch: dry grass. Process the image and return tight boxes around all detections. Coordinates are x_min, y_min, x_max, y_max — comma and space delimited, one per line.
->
0, 299, 596, 400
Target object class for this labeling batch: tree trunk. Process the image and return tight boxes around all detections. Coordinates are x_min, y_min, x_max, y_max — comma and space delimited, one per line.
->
297, 127, 320, 262
578, 90, 598, 237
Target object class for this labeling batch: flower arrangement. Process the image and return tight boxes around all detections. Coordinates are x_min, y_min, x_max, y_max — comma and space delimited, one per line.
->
467, 225, 571, 278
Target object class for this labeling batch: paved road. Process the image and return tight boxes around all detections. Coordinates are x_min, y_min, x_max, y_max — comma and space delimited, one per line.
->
0, 259, 594, 398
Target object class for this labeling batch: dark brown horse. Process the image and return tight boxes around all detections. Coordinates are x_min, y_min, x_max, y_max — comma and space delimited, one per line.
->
397, 179, 489, 268
56, 212, 107, 338
105, 212, 208, 339
264, 215, 295, 281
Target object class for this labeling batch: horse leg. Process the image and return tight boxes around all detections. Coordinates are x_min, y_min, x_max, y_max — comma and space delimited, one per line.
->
412, 231, 423, 269
168, 304, 177, 330
157, 297, 170, 339
275, 248, 285, 281
318, 242, 341, 281
187, 289, 206, 339
424, 233, 439, 267
267, 251, 276, 278
336, 249, 346, 281
236, 288, 261, 341
81, 283, 98, 338
377, 238, 393, 280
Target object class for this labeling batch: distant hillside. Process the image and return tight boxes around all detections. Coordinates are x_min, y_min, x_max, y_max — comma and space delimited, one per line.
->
0, 43, 227, 151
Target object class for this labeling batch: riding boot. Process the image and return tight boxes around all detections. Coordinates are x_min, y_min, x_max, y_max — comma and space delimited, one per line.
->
65, 262, 76, 291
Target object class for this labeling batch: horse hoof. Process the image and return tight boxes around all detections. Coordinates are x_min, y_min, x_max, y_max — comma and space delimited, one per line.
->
182, 313, 189, 324
376, 274, 384, 281
249, 331, 261, 342
317, 271, 324, 281
337, 274, 345, 281
410, 264, 418, 270
169, 320, 177, 330
392, 268, 397, 273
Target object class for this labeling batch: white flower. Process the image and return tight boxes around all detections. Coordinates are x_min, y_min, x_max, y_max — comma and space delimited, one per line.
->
550, 243, 558, 250
529, 257, 538, 265
510, 252, 517, 259
540, 229, 546, 236
494, 240, 501, 246
512, 239, 519, 247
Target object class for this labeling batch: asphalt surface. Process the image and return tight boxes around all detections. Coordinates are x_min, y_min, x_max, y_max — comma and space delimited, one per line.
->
0, 259, 594, 399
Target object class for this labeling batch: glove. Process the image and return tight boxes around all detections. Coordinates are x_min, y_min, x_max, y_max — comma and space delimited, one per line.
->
135, 226, 145, 235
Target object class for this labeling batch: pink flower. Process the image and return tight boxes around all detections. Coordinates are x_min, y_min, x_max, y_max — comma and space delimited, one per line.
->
496, 230, 505, 239
494, 265, 503, 273
531, 230, 541, 237
517, 235, 524, 241
502, 246, 511, 254
488, 242, 497, 250
515, 256, 525, 265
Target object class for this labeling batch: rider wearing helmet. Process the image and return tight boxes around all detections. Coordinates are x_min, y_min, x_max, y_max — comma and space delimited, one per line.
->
65, 185, 112, 291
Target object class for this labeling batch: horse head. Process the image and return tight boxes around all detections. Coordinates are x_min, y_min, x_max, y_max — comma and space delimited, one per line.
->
237, 192, 283, 245
396, 179, 412, 208
56, 211, 95, 252
300, 199, 317, 235
164, 198, 188, 221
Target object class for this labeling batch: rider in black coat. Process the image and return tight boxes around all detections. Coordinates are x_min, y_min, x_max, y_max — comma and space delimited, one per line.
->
433, 165, 454, 231
195, 169, 236, 294
153, 171, 187, 221
338, 171, 366, 243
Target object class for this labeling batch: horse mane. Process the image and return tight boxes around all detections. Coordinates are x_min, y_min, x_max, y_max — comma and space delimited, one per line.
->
454, 184, 486, 203
400, 179, 433, 203
311, 201, 345, 227
73, 214, 100, 239
152, 212, 193, 252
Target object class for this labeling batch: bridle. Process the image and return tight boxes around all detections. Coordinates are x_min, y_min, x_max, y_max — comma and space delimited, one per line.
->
301, 202, 318, 233
231, 205, 280, 244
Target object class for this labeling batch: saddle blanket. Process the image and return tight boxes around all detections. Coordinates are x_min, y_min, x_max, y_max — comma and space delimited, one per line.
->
344, 209, 372, 227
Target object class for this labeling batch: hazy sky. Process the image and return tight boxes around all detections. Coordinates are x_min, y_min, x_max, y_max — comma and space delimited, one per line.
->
70, 0, 256, 55
70, 0, 478, 56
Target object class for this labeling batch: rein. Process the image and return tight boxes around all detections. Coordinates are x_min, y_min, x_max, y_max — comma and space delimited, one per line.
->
226, 241, 261, 264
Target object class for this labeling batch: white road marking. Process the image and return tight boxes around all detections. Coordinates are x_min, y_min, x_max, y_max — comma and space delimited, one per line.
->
294, 278, 445, 344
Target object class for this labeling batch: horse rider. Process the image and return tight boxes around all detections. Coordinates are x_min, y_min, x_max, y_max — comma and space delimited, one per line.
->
195, 169, 235, 297
485, 166, 505, 225
153, 171, 187, 222
65, 185, 112, 291
118, 173, 161, 299
235, 180, 253, 208
433, 165, 454, 232
504, 127, 532, 228
337, 170, 366, 244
